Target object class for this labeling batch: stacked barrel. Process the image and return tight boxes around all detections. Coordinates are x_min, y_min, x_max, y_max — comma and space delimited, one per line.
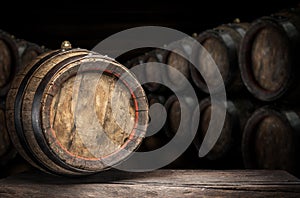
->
239, 7, 300, 177
0, 4, 300, 178
124, 6, 300, 176
0, 30, 46, 177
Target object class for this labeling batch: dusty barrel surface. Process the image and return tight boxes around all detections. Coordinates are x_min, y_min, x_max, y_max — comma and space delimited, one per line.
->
6, 45, 148, 176
239, 9, 300, 101
242, 106, 300, 176
191, 22, 249, 93
193, 97, 257, 163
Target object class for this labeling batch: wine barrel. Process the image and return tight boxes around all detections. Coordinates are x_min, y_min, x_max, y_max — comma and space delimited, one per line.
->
0, 30, 46, 97
193, 97, 257, 166
0, 99, 17, 167
163, 38, 194, 92
124, 56, 144, 69
6, 42, 148, 177
239, 9, 300, 102
143, 49, 167, 93
138, 93, 167, 152
163, 94, 197, 139
242, 106, 300, 176
0, 30, 20, 97
190, 21, 249, 94
17, 39, 45, 69
163, 94, 200, 168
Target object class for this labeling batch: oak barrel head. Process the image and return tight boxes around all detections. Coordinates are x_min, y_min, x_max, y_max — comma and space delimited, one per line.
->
143, 50, 167, 93
242, 107, 300, 175
190, 22, 249, 93
6, 46, 148, 176
165, 48, 190, 91
239, 13, 300, 101
193, 98, 233, 160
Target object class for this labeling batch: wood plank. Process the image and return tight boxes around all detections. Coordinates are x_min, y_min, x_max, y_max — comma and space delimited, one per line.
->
0, 169, 299, 197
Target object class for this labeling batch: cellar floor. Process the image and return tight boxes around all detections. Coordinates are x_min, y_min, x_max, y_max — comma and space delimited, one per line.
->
0, 169, 299, 197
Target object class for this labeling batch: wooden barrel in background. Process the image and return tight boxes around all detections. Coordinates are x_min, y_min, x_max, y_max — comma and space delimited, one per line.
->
124, 55, 144, 69
0, 30, 46, 97
6, 43, 148, 176
163, 94, 198, 139
192, 96, 258, 168
239, 8, 300, 102
162, 94, 200, 168
17, 39, 45, 70
138, 93, 167, 152
0, 30, 20, 97
143, 49, 168, 93
0, 99, 17, 167
190, 21, 249, 94
163, 38, 194, 92
242, 105, 300, 177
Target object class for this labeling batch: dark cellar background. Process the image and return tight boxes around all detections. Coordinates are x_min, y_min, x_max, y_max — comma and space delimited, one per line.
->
0, 0, 300, 176
0, 0, 299, 51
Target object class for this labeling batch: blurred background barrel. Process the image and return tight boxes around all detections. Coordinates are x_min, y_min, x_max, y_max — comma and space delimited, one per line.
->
193, 96, 259, 168
124, 55, 144, 69
163, 94, 198, 139
0, 100, 16, 167
163, 38, 194, 92
16, 39, 45, 70
242, 105, 300, 177
6, 44, 148, 176
190, 21, 250, 94
0, 30, 46, 97
162, 94, 200, 168
239, 8, 300, 102
0, 30, 20, 97
138, 93, 167, 152
143, 49, 168, 93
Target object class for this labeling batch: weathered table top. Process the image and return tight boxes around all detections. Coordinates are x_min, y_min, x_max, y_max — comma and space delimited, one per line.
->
0, 169, 300, 197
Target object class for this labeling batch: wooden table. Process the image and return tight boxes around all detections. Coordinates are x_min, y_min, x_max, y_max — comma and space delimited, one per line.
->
0, 169, 300, 197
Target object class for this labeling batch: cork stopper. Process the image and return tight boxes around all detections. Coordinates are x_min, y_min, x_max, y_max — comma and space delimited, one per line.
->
61, 41, 72, 50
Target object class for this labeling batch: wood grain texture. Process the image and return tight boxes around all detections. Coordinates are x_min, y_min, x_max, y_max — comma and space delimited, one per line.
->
238, 10, 300, 102
6, 48, 148, 176
50, 74, 135, 159
191, 22, 249, 93
144, 54, 162, 92
164, 95, 196, 139
138, 94, 167, 152
0, 169, 299, 197
200, 37, 229, 87
242, 106, 300, 177
251, 26, 289, 91
164, 37, 194, 92
255, 116, 296, 171
166, 49, 190, 89
193, 97, 260, 165
199, 102, 232, 160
